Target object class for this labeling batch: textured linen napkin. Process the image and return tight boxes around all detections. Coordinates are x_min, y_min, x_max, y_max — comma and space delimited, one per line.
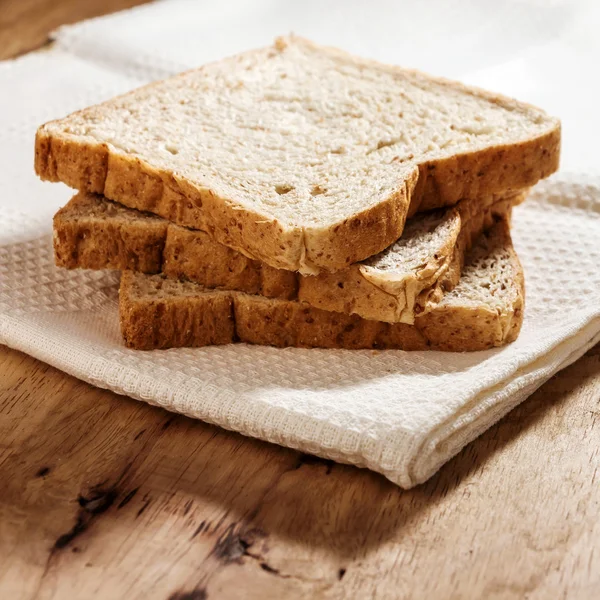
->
1, 0, 599, 488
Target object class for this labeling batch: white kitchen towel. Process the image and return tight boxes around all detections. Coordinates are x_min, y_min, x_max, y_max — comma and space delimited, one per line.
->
1, 0, 599, 488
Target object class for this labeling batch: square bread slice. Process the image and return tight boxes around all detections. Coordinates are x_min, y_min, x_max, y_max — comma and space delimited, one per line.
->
37, 35, 559, 274
119, 218, 524, 352
55, 189, 523, 324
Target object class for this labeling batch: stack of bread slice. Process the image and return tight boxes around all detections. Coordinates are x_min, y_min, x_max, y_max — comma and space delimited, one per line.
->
36, 36, 561, 352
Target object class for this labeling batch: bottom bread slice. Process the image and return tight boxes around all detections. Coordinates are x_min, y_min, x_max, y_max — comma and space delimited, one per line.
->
120, 218, 524, 352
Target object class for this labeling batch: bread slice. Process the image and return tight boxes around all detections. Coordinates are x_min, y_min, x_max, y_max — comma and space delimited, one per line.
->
120, 219, 524, 352
37, 35, 559, 274
297, 190, 523, 323
55, 190, 523, 323
53, 194, 168, 272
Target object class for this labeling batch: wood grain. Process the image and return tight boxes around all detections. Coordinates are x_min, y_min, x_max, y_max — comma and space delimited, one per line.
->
2, 0, 600, 597
0, 0, 151, 60
1, 344, 599, 599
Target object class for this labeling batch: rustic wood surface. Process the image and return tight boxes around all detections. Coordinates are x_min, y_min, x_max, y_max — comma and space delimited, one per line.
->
1, 345, 599, 599
1, 1, 600, 598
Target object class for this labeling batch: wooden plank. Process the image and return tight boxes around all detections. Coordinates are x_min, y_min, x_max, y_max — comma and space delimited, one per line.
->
1, 344, 599, 599
1, 0, 599, 596
0, 0, 151, 59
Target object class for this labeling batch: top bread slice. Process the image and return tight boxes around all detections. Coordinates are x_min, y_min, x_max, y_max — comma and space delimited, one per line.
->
54, 189, 522, 323
36, 35, 560, 274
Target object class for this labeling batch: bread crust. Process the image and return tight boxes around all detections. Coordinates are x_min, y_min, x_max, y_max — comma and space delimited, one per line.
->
162, 226, 298, 300
53, 193, 167, 272
36, 130, 419, 275
35, 37, 560, 274
298, 193, 521, 323
55, 191, 524, 323
409, 130, 560, 216
119, 272, 235, 350
118, 219, 525, 352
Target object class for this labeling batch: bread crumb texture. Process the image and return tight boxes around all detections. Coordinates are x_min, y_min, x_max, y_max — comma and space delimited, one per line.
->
38, 36, 559, 272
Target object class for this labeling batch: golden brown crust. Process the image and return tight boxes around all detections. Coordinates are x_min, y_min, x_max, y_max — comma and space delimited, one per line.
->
119, 272, 235, 350
119, 267, 524, 352
300, 170, 417, 270
408, 125, 560, 216
53, 193, 167, 272
38, 134, 310, 271
35, 134, 110, 193
37, 130, 418, 275
118, 219, 525, 352
54, 191, 523, 322
163, 226, 298, 300
37, 122, 556, 273
232, 296, 430, 350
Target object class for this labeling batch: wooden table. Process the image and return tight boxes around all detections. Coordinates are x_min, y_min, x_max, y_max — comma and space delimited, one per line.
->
1, 2, 599, 598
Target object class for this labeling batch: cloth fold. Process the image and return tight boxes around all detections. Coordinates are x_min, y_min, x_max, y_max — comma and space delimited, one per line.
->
1, 0, 599, 487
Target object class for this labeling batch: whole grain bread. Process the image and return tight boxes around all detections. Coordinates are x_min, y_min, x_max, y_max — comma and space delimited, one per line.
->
56, 190, 523, 323
53, 194, 167, 272
120, 219, 524, 352
298, 190, 523, 322
37, 35, 559, 274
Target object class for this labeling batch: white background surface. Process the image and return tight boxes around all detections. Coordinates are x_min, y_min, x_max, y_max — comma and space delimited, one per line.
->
0, 0, 599, 487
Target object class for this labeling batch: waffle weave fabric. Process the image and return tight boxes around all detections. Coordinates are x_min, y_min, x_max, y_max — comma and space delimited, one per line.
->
1, 0, 599, 486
